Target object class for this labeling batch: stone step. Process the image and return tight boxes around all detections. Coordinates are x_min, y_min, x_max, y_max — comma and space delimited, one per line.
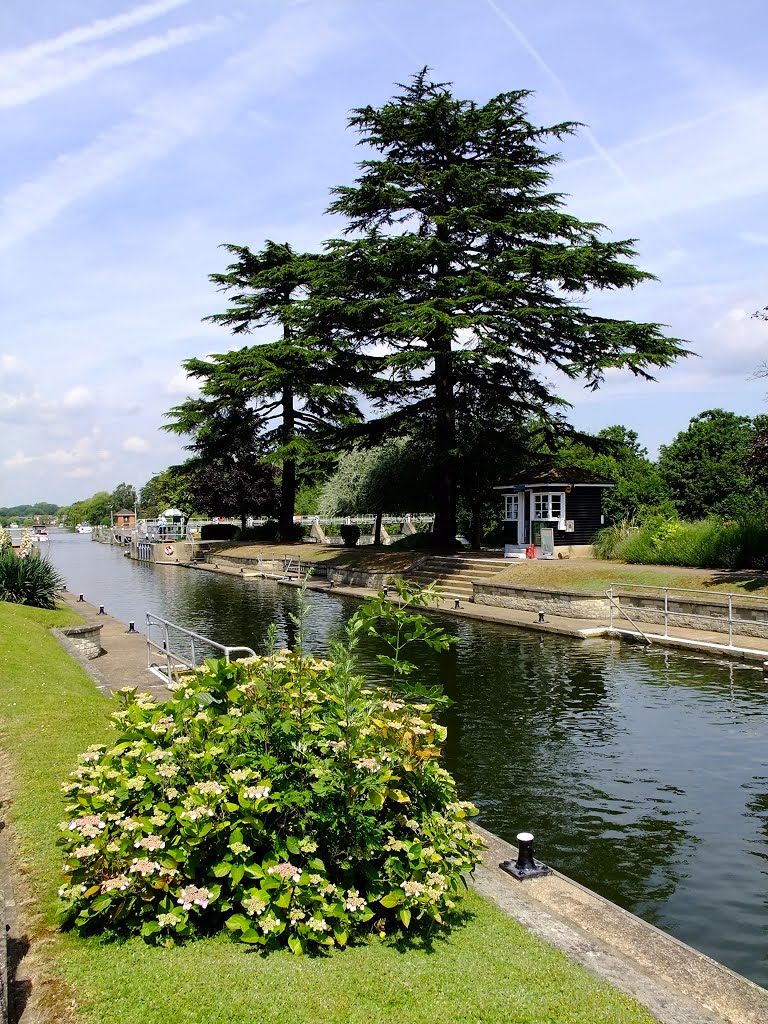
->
405, 574, 476, 597
429, 557, 504, 569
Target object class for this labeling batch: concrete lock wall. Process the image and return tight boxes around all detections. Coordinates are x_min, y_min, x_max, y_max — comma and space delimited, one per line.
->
130, 540, 195, 563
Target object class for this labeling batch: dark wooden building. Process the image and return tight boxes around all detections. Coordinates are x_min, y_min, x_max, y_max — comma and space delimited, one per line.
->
494, 467, 614, 553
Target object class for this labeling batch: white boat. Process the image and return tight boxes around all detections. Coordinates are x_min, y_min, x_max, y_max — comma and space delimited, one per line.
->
76, 523, 93, 534
33, 527, 48, 542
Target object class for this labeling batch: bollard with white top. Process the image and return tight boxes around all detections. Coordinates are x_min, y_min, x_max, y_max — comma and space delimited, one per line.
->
499, 831, 552, 881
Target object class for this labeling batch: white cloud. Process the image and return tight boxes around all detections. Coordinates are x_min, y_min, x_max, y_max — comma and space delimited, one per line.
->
165, 368, 199, 395
0, 18, 229, 110
122, 435, 150, 452
4, 430, 112, 478
557, 88, 768, 228
62, 386, 92, 408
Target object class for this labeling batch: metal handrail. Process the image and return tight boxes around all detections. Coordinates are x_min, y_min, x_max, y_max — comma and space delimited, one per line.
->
607, 586, 653, 645
146, 613, 256, 685
608, 583, 768, 648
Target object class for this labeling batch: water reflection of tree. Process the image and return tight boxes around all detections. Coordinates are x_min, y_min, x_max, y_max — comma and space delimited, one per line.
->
437, 623, 697, 918
745, 783, 768, 865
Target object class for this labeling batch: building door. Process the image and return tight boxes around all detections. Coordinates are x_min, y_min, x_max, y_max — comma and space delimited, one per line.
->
504, 493, 522, 545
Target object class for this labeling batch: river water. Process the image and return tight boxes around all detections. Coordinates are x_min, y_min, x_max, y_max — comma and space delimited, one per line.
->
46, 531, 768, 987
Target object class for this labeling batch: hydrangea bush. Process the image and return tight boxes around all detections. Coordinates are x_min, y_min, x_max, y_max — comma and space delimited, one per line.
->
58, 584, 483, 951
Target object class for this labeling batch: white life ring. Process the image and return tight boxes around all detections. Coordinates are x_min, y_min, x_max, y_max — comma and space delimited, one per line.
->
164, 544, 174, 556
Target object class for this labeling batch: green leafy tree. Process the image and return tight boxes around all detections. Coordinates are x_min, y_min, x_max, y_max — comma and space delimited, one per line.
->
310, 70, 688, 548
0, 502, 60, 525
657, 409, 764, 520
63, 491, 112, 527
139, 467, 194, 519
553, 425, 672, 523
201, 241, 363, 540
319, 438, 433, 544
110, 482, 137, 511
181, 455, 279, 526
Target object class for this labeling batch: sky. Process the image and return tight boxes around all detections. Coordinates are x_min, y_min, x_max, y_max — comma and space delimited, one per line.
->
1, 0, 767, 507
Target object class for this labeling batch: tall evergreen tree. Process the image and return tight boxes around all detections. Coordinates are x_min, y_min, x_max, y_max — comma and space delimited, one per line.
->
312, 70, 689, 547
202, 241, 363, 540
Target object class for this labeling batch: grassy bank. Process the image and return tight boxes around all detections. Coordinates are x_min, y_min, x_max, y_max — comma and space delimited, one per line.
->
0, 601, 656, 1024
471, 558, 768, 597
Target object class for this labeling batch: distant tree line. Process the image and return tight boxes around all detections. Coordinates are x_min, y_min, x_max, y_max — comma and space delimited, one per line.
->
0, 502, 59, 526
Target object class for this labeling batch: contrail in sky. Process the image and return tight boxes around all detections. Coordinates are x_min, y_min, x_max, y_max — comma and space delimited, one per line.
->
1, 0, 192, 69
483, 0, 638, 194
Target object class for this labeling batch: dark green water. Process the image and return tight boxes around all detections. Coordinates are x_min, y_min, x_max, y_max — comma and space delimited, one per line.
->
48, 532, 768, 987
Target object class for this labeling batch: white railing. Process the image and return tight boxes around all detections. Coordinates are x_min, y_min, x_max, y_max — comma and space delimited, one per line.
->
146, 613, 256, 686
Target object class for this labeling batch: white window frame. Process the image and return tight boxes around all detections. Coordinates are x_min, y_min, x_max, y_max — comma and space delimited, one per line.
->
504, 494, 520, 521
532, 491, 565, 521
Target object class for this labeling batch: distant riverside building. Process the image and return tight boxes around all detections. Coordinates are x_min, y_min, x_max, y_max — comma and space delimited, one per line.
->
114, 509, 136, 530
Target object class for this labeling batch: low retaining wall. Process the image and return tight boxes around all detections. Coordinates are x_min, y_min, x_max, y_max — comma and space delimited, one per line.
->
473, 581, 611, 619
326, 567, 392, 589
61, 623, 103, 659
210, 554, 396, 590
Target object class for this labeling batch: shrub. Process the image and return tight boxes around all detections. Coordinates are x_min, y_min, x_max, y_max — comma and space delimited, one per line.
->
0, 525, 11, 553
57, 584, 483, 950
0, 548, 64, 608
594, 513, 768, 570
339, 524, 361, 547
200, 523, 239, 541
592, 520, 639, 560
234, 522, 279, 542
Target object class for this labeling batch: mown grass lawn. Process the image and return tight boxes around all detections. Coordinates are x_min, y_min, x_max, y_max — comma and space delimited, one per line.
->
0, 601, 656, 1024
492, 557, 768, 596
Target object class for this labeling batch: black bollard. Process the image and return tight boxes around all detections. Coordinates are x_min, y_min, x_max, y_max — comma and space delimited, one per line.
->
78, 593, 84, 602
538, 611, 545, 623
98, 605, 105, 615
382, 586, 389, 597
127, 621, 137, 633
454, 597, 461, 609
500, 832, 552, 881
